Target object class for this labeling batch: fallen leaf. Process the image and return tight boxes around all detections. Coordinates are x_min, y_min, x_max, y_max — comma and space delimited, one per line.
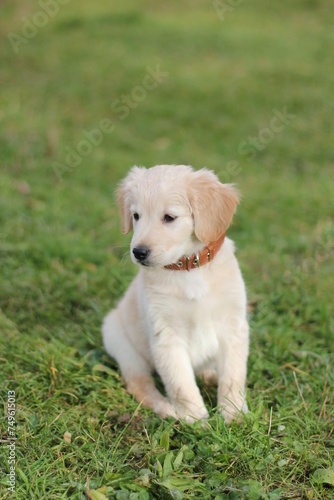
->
118, 413, 131, 424
63, 431, 71, 443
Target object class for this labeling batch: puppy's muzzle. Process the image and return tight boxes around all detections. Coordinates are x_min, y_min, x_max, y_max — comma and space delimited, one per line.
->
132, 246, 151, 264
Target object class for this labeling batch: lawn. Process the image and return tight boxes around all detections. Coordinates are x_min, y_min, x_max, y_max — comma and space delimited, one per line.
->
0, 0, 333, 498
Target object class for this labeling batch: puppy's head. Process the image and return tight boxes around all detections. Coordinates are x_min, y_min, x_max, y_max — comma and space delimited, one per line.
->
117, 165, 239, 267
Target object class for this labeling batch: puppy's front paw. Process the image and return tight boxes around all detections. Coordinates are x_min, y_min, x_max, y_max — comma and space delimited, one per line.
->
219, 399, 248, 425
175, 404, 209, 424
154, 400, 178, 419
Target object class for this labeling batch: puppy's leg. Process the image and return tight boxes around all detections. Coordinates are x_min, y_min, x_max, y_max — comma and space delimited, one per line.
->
126, 372, 177, 419
102, 312, 176, 419
153, 330, 209, 423
216, 318, 249, 424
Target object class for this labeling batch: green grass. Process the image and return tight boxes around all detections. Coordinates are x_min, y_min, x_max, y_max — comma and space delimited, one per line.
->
0, 0, 333, 498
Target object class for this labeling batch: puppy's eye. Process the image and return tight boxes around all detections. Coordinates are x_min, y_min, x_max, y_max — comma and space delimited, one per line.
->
133, 213, 139, 221
163, 214, 176, 223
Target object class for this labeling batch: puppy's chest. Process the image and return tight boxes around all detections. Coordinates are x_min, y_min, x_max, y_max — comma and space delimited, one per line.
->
187, 310, 219, 368
149, 293, 220, 367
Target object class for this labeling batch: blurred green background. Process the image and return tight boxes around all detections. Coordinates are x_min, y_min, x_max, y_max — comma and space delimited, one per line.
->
0, 0, 333, 498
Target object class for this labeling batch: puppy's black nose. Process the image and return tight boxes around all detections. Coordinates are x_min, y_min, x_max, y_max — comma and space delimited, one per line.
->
132, 246, 151, 262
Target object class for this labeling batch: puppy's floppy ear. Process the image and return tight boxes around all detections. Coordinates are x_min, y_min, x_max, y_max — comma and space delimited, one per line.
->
116, 166, 146, 234
116, 180, 132, 234
187, 168, 240, 243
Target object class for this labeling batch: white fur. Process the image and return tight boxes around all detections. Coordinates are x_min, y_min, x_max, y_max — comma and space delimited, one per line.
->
102, 165, 249, 423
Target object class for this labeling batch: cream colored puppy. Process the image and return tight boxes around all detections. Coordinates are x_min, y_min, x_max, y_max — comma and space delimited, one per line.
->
102, 164, 249, 423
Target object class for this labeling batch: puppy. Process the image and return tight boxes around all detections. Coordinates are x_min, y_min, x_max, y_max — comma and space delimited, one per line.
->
102, 165, 249, 423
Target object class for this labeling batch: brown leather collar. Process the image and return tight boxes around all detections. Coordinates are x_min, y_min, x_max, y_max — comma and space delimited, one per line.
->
164, 233, 226, 271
